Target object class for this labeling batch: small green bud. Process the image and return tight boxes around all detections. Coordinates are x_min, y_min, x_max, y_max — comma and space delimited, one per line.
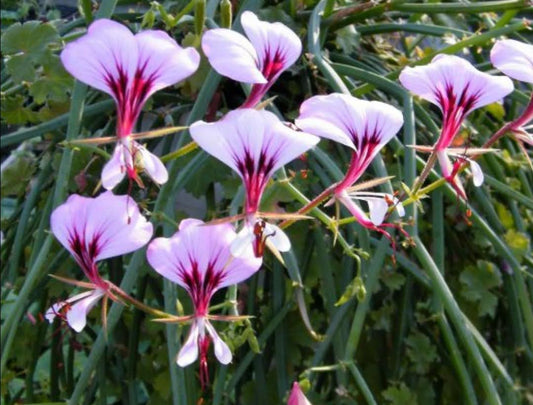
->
141, 9, 156, 29
220, 0, 232, 28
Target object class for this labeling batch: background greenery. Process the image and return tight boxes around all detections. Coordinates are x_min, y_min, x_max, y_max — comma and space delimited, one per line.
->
1, 0, 532, 404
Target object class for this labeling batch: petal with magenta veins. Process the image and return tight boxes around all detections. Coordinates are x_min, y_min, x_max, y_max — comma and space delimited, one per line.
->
205, 320, 232, 364
135, 30, 200, 98
191, 109, 319, 184
60, 19, 138, 99
240, 11, 301, 80
50, 192, 153, 262
147, 219, 261, 292
399, 54, 513, 114
84, 192, 153, 261
296, 94, 403, 154
202, 29, 266, 84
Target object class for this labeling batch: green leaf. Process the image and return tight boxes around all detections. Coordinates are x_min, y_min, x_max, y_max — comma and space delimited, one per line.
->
153, 370, 171, 399
504, 230, 530, 262
2, 21, 60, 83
0, 153, 36, 198
405, 330, 439, 374
382, 382, 418, 405
5, 55, 36, 82
1, 21, 59, 56
459, 260, 502, 318
1, 95, 39, 125
381, 269, 406, 291
29, 54, 73, 103
370, 302, 394, 332
494, 202, 514, 229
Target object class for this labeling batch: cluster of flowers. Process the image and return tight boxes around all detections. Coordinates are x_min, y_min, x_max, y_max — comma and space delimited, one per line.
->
46, 12, 532, 397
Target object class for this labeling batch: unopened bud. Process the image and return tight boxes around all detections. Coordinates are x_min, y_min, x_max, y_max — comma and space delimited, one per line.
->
220, 0, 232, 28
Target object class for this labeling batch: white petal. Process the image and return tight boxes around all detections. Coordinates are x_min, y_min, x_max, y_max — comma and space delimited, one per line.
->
66, 289, 105, 333
230, 225, 255, 257
491, 39, 533, 84
136, 142, 168, 185
437, 150, 453, 179
101, 143, 127, 190
336, 191, 374, 228
202, 29, 266, 83
264, 223, 291, 252
364, 198, 388, 226
45, 290, 95, 324
177, 322, 200, 367
469, 159, 484, 187
205, 321, 232, 365
394, 198, 406, 217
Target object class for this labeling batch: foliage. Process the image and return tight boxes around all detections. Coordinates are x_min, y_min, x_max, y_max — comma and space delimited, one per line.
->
1, 0, 532, 404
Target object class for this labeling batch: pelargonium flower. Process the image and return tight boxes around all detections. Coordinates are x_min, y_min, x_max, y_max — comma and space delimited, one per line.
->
190, 109, 319, 256
61, 18, 200, 189
491, 39, 533, 84
146, 219, 262, 387
46, 192, 153, 332
491, 39, 533, 147
202, 11, 301, 108
288, 382, 312, 405
296, 94, 405, 239
399, 54, 514, 197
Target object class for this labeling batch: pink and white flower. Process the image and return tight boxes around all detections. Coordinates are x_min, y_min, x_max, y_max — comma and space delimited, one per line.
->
46, 192, 153, 332
296, 93, 405, 238
491, 39, 533, 84
202, 11, 301, 108
288, 382, 312, 405
61, 19, 200, 189
146, 219, 261, 386
399, 54, 514, 197
190, 109, 319, 256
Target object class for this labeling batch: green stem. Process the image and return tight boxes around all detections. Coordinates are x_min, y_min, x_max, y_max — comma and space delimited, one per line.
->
347, 363, 378, 405
413, 237, 502, 405
1, 99, 113, 148
343, 238, 388, 361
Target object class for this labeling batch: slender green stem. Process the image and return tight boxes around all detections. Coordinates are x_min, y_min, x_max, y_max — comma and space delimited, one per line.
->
343, 238, 388, 361
0, 99, 113, 148
331, 0, 529, 29
347, 363, 378, 405
414, 237, 502, 405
